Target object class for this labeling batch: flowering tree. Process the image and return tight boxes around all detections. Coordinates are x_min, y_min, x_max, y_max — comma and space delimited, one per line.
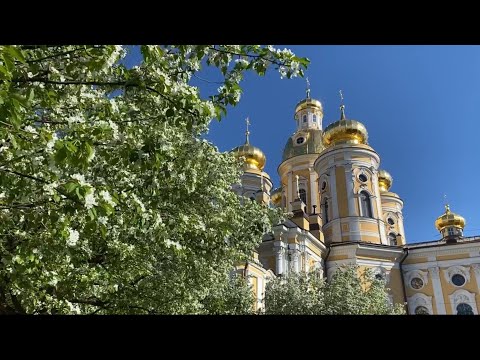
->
264, 266, 405, 315
0, 45, 308, 314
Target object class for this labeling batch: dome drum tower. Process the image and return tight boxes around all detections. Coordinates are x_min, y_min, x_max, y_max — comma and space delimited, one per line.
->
314, 105, 388, 245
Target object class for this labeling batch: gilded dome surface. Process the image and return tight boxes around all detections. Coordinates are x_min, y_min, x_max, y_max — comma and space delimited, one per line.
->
295, 98, 323, 114
270, 187, 282, 206
323, 119, 368, 147
231, 143, 266, 171
378, 170, 393, 192
435, 205, 466, 232
282, 129, 324, 161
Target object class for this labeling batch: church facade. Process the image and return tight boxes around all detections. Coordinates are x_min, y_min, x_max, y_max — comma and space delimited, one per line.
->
231, 89, 480, 315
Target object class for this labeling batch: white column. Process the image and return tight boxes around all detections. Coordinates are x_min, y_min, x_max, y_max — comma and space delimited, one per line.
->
345, 164, 356, 216
287, 171, 293, 212
428, 267, 447, 314
398, 212, 406, 243
274, 241, 286, 275
372, 171, 387, 244
472, 265, 480, 291
329, 166, 339, 219
289, 244, 300, 273
309, 167, 317, 213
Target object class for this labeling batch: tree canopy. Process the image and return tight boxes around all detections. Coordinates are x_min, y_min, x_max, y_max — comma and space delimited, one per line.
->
264, 266, 405, 315
0, 45, 308, 314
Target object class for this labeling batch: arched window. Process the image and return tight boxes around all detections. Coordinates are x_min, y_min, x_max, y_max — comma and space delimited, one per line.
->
388, 233, 397, 246
457, 303, 474, 315
299, 189, 307, 204
414, 306, 430, 315
360, 191, 373, 218
323, 198, 329, 223
313, 114, 317, 122
303, 115, 307, 123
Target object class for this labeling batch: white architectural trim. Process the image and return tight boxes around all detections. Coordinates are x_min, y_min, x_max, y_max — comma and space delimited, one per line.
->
449, 289, 478, 315
329, 166, 339, 219
443, 265, 471, 286
405, 269, 429, 290
309, 167, 317, 211
287, 171, 293, 212
472, 265, 480, 291
403, 258, 480, 272
408, 293, 434, 315
428, 267, 447, 314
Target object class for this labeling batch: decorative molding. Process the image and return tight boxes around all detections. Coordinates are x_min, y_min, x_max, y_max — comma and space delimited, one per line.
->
405, 269, 429, 290
443, 265, 470, 286
449, 289, 478, 315
408, 293, 433, 315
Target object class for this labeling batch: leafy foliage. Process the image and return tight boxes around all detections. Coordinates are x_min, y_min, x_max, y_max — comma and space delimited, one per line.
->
0, 45, 308, 314
264, 266, 405, 315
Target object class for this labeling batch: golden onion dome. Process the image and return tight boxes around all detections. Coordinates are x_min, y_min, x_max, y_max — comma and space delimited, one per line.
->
295, 98, 323, 115
378, 170, 393, 192
231, 143, 266, 171
322, 105, 368, 147
270, 187, 282, 206
435, 205, 466, 232
231, 117, 267, 172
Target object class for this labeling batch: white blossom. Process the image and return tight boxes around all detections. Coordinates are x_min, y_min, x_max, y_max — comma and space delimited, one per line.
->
24, 125, 37, 134
71, 174, 89, 187
99, 190, 115, 207
108, 121, 119, 140
67, 228, 79, 246
84, 191, 97, 209
43, 181, 59, 196
45, 133, 58, 153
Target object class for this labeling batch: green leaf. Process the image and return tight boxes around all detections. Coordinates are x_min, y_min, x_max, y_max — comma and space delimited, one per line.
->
54, 146, 68, 163
166, 108, 174, 117
6, 46, 26, 64
88, 207, 97, 220
11, 93, 29, 108
64, 182, 78, 193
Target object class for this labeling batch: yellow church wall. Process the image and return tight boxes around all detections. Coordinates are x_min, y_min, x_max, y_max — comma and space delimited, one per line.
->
436, 254, 470, 261
335, 166, 349, 218
360, 222, 378, 232
351, 155, 371, 163
388, 269, 405, 305
403, 257, 429, 264
359, 235, 381, 244
329, 255, 349, 261
306, 244, 323, 257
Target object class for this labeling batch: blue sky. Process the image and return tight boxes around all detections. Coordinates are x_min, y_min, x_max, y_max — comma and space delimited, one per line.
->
126, 45, 480, 243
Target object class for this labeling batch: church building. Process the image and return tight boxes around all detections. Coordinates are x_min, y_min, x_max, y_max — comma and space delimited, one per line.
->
231, 86, 480, 315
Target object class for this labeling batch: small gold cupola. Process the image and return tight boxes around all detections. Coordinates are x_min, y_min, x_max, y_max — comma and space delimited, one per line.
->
435, 204, 466, 242
378, 170, 393, 192
323, 90, 368, 148
270, 187, 282, 207
231, 117, 266, 172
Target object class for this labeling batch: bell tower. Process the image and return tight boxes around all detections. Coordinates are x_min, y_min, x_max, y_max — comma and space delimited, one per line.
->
278, 79, 324, 215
